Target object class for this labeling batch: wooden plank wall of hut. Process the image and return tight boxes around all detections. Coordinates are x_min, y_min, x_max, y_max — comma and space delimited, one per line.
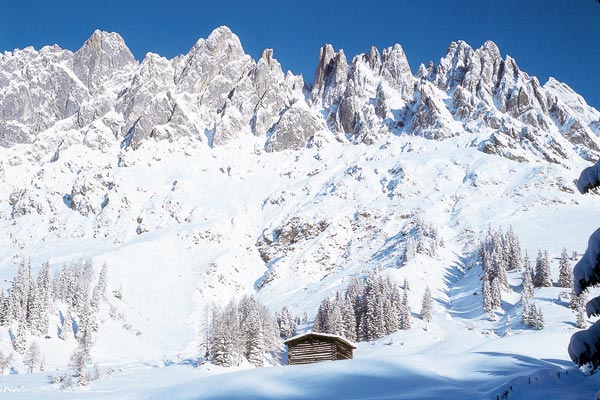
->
335, 343, 353, 360
288, 340, 337, 365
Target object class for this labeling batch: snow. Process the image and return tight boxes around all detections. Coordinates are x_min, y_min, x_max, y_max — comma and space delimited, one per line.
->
283, 331, 357, 348
0, 27, 600, 398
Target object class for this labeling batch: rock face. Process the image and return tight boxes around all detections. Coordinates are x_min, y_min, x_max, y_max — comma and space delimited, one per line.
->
0, 27, 599, 162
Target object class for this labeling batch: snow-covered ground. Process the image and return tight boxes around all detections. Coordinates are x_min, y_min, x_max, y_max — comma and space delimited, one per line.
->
1, 26, 600, 398
0, 131, 598, 398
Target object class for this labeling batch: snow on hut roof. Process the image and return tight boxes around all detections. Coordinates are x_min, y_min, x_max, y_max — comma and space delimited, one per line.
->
284, 331, 358, 349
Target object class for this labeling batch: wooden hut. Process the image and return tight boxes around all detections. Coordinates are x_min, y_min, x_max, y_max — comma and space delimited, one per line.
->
284, 332, 357, 365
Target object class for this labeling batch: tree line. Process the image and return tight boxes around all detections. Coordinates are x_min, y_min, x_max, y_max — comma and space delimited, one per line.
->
313, 269, 433, 341
478, 225, 582, 330
0, 259, 108, 385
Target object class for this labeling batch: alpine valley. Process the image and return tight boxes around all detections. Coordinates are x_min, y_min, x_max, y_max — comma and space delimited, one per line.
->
0, 26, 599, 399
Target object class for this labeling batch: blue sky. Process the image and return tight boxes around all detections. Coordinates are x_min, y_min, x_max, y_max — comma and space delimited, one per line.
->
1, 0, 599, 109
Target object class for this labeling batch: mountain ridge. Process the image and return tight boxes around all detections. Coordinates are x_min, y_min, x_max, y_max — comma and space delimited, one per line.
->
1, 26, 598, 164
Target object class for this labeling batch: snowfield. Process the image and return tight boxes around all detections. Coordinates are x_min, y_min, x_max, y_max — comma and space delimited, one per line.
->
1, 26, 600, 398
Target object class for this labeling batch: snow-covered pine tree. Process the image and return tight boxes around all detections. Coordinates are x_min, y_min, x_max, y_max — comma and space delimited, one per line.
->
420, 286, 433, 323
534, 305, 545, 330
534, 250, 543, 287
382, 281, 400, 334
12, 317, 27, 354
399, 287, 411, 330
482, 274, 494, 314
576, 301, 588, 329
522, 302, 531, 325
341, 292, 357, 341
558, 247, 573, 288
276, 306, 297, 339
212, 300, 242, 366
362, 271, 385, 340
534, 250, 552, 287
520, 261, 535, 325
403, 277, 410, 291
60, 309, 74, 340
9, 261, 32, 322
35, 261, 52, 336
0, 290, 8, 326
91, 262, 108, 311
523, 251, 531, 275
491, 277, 502, 310
493, 249, 509, 291
506, 226, 522, 271
241, 297, 265, 367
26, 281, 42, 335
521, 263, 535, 301
313, 298, 330, 333
208, 308, 228, 366
70, 331, 92, 386
23, 341, 40, 373
328, 296, 345, 337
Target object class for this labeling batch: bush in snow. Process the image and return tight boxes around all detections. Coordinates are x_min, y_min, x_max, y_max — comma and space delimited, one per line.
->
0, 350, 14, 374
568, 160, 600, 373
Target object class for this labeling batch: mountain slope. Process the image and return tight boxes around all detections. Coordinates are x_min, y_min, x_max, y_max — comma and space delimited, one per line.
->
0, 27, 599, 397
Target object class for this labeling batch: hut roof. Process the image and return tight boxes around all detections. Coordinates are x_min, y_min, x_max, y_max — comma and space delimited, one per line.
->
284, 331, 357, 349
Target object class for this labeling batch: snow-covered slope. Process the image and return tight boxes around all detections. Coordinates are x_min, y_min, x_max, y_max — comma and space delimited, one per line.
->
1, 27, 600, 398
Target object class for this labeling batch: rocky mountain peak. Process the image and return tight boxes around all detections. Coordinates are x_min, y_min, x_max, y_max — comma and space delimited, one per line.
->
73, 30, 136, 93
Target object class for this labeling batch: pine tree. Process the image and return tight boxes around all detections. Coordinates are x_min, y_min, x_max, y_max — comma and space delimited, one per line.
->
313, 298, 330, 333
534, 305, 545, 330
341, 294, 357, 341
558, 248, 573, 288
362, 271, 385, 340
9, 261, 32, 321
576, 302, 587, 329
403, 278, 410, 291
534, 250, 552, 287
276, 306, 297, 339
534, 250, 543, 287
482, 275, 494, 314
70, 337, 92, 386
327, 296, 345, 337
23, 342, 40, 373
241, 298, 265, 367
523, 252, 531, 276
493, 249, 509, 291
208, 300, 244, 367
522, 303, 531, 325
420, 286, 433, 323
35, 261, 52, 336
399, 287, 411, 330
12, 317, 27, 354
491, 278, 502, 310
521, 264, 535, 302
506, 226, 522, 271
91, 262, 108, 311
0, 290, 8, 326
382, 280, 400, 334
60, 309, 74, 340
